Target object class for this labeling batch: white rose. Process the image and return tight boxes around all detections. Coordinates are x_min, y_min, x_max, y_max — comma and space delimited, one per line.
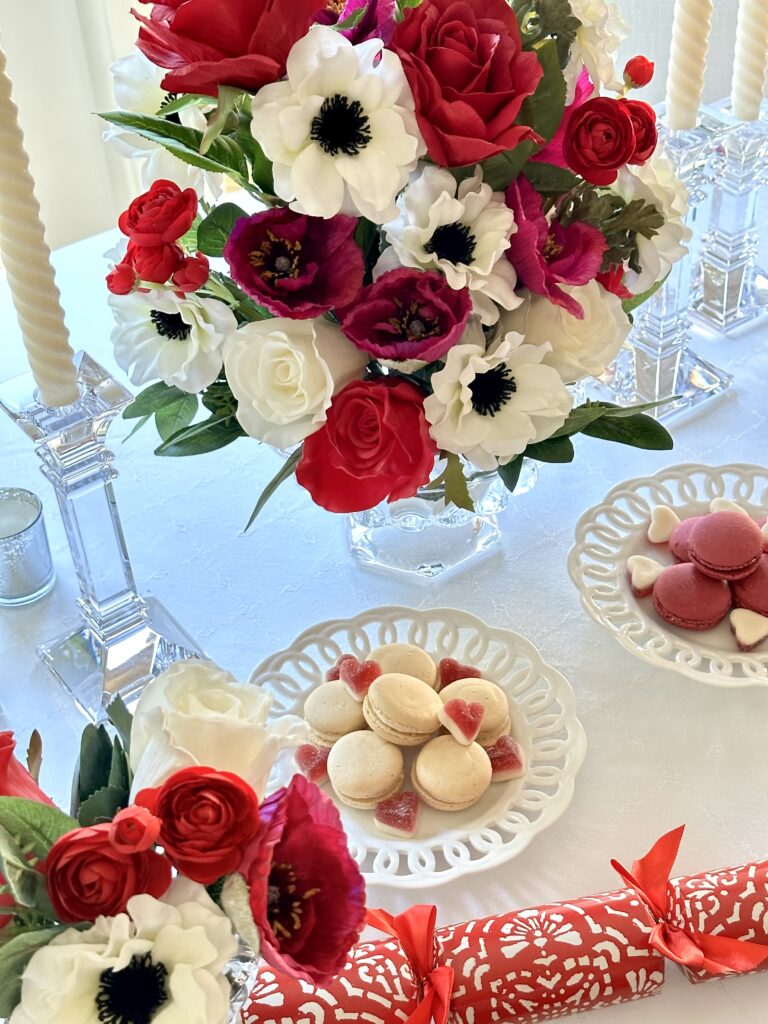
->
223, 317, 367, 449
563, 0, 627, 102
129, 659, 307, 799
501, 281, 631, 383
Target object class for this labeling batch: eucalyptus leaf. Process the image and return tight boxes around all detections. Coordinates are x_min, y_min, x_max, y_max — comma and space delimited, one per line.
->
78, 725, 113, 806
78, 786, 129, 828
497, 456, 525, 494
0, 928, 67, 1016
0, 798, 77, 864
550, 404, 610, 438
581, 412, 674, 450
245, 448, 301, 531
154, 393, 199, 442
525, 435, 575, 463
155, 414, 245, 457
197, 203, 248, 258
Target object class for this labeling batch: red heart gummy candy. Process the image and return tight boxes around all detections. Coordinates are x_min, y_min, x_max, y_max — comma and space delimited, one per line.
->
340, 658, 381, 701
439, 698, 485, 745
326, 653, 358, 680
486, 735, 526, 781
374, 791, 420, 838
438, 657, 482, 689
295, 744, 330, 784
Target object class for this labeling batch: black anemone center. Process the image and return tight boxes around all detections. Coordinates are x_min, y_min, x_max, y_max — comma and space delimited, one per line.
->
311, 94, 372, 157
150, 310, 192, 341
469, 363, 518, 417
95, 953, 168, 1024
424, 222, 477, 265
159, 92, 181, 125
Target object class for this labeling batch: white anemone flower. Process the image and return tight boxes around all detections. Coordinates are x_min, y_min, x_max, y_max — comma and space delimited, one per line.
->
381, 165, 521, 326
10, 880, 237, 1024
106, 50, 221, 198
563, 0, 628, 102
424, 321, 573, 470
109, 290, 237, 393
251, 25, 425, 223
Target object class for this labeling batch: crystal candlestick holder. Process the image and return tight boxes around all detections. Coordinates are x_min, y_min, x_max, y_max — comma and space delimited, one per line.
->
607, 108, 733, 419
0, 351, 205, 721
692, 99, 768, 334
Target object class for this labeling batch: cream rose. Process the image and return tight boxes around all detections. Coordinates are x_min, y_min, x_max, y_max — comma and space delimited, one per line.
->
223, 317, 367, 449
129, 659, 307, 799
501, 281, 631, 383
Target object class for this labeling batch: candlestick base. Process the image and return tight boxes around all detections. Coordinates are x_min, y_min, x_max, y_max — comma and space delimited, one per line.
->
0, 352, 206, 721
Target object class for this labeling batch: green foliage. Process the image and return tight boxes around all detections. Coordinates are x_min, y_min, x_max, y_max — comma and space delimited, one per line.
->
203, 270, 272, 323
622, 274, 668, 315
0, 798, 77, 887
122, 383, 199, 445
74, 725, 131, 825
77, 725, 112, 807
425, 453, 475, 511
552, 400, 674, 446
334, 5, 367, 29
525, 435, 575, 462
157, 93, 211, 117
197, 203, 248, 258
522, 161, 580, 196
106, 695, 133, 755
513, 0, 582, 66
559, 187, 664, 273
0, 928, 68, 1016
155, 393, 199, 442
497, 456, 525, 494
246, 448, 302, 531
200, 86, 243, 155
78, 786, 129, 828
395, 0, 424, 18
154, 414, 245, 457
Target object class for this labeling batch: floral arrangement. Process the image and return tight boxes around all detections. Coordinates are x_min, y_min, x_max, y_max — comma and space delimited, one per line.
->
102, 0, 684, 518
0, 661, 365, 1024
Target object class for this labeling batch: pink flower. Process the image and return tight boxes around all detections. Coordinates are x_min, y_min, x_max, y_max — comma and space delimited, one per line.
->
314, 0, 396, 43
338, 268, 471, 363
505, 177, 607, 319
531, 69, 595, 170
241, 775, 365, 985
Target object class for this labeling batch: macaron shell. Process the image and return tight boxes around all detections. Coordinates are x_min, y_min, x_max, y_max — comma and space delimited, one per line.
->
652, 563, 732, 631
688, 511, 763, 580
668, 516, 702, 563
327, 730, 404, 809
439, 678, 510, 746
304, 680, 366, 746
412, 735, 492, 811
363, 673, 443, 746
369, 643, 438, 688
731, 554, 768, 617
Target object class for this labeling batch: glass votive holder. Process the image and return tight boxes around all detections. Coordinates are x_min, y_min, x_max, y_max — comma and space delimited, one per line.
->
0, 488, 55, 606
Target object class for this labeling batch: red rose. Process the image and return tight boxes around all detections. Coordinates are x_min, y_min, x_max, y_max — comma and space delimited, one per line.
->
390, 0, 543, 167
620, 99, 657, 164
172, 252, 210, 294
109, 806, 162, 854
563, 97, 637, 186
135, 0, 328, 96
624, 55, 655, 89
119, 180, 198, 247
45, 824, 171, 923
106, 262, 138, 295
296, 379, 437, 513
137, 766, 261, 885
127, 241, 185, 285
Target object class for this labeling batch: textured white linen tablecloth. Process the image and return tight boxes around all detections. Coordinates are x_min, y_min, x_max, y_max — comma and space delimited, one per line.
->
1, 230, 768, 1022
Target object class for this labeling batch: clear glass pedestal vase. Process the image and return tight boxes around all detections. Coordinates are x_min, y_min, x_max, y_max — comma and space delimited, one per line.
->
347, 461, 537, 579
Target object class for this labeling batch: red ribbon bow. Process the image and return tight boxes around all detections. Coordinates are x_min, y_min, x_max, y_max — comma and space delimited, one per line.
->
612, 825, 768, 976
367, 905, 454, 1024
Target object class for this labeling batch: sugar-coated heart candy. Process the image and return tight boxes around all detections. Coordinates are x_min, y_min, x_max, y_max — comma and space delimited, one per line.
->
374, 791, 420, 838
486, 735, 526, 782
295, 743, 330, 784
730, 609, 768, 652
326, 653, 358, 680
647, 505, 680, 543
340, 658, 382, 701
439, 698, 485, 745
438, 657, 482, 689
710, 497, 749, 517
627, 555, 665, 598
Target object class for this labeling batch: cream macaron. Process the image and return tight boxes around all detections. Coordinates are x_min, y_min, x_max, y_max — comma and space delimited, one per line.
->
327, 730, 404, 809
369, 643, 438, 688
303, 680, 366, 746
412, 735, 492, 811
439, 679, 510, 747
363, 673, 442, 746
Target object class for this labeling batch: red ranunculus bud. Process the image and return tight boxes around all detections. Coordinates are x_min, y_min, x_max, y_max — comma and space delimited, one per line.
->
624, 56, 655, 89
172, 252, 210, 293
620, 99, 658, 164
127, 241, 185, 284
106, 262, 138, 295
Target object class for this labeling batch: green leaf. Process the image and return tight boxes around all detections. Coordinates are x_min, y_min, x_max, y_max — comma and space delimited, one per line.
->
245, 448, 301, 531
122, 382, 186, 420
78, 725, 113, 806
525, 434, 575, 463
100, 111, 250, 187
154, 392, 199, 442
514, 0, 582, 66
622, 273, 668, 315
522, 161, 580, 195
0, 826, 46, 908
197, 203, 247, 258
200, 86, 243, 155
550, 404, 609, 438
234, 113, 275, 195
178, 213, 202, 253
396, 0, 424, 17
497, 456, 525, 494
0, 927, 67, 1016
475, 144, 536, 192
123, 414, 152, 442
158, 93, 212, 117
107, 737, 130, 795
78, 786, 128, 828
582, 412, 674, 449
154, 414, 244, 457
443, 453, 474, 511
106, 695, 133, 756
0, 798, 77, 863
334, 5, 367, 29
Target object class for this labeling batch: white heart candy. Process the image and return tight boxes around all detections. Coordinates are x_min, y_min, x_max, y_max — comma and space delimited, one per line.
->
627, 555, 665, 592
710, 498, 750, 517
647, 506, 680, 543
730, 609, 768, 650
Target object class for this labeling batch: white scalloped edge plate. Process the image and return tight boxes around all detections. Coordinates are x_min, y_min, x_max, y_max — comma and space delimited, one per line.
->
249, 606, 586, 889
568, 463, 768, 688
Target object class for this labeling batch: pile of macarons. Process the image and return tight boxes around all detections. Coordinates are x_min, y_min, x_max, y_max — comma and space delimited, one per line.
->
293, 642, 527, 839
627, 497, 768, 651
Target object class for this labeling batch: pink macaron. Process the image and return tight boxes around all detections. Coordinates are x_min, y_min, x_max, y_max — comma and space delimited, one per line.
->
652, 563, 732, 631
668, 516, 702, 562
731, 553, 768, 617
688, 511, 764, 581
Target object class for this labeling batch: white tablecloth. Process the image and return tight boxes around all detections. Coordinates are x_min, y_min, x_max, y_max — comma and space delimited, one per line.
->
2, 230, 768, 1022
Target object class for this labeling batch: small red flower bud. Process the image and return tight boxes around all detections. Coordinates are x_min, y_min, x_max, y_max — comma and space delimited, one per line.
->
106, 262, 138, 295
624, 56, 655, 89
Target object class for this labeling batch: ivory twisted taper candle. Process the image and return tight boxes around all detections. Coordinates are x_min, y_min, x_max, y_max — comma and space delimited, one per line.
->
731, 0, 768, 121
664, 0, 713, 131
0, 46, 78, 407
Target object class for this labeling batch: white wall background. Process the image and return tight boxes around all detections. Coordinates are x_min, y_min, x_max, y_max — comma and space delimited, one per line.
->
0, 0, 748, 249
